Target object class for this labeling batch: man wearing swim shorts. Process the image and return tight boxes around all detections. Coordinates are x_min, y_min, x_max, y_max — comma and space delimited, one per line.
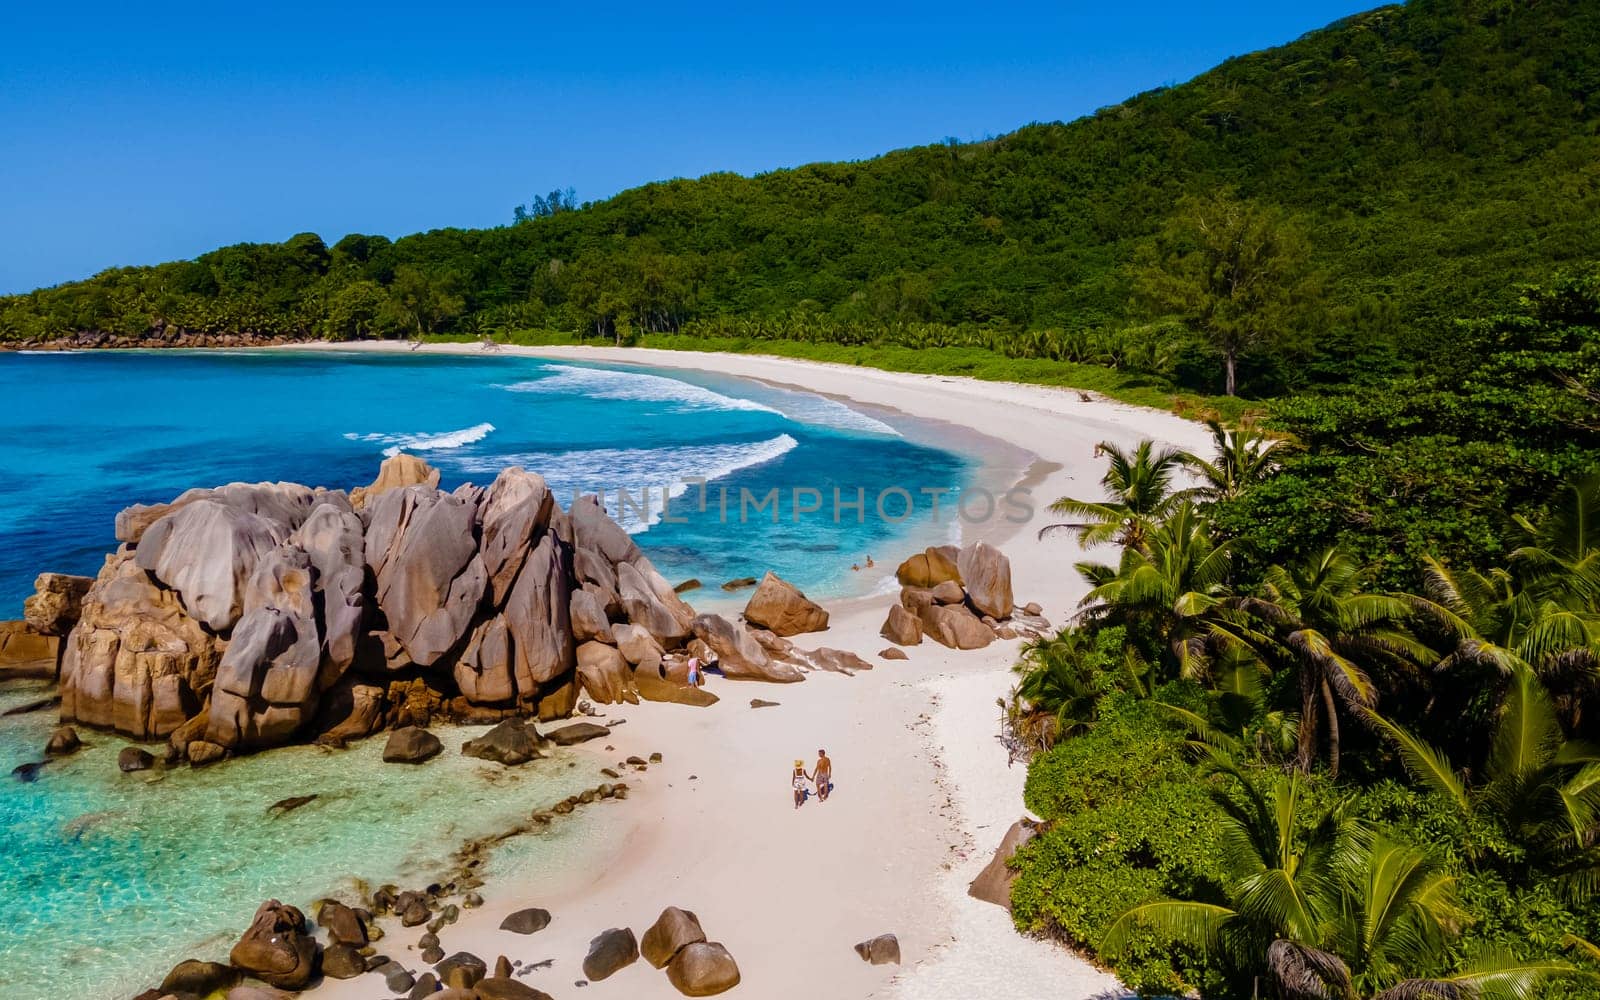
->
813, 749, 832, 803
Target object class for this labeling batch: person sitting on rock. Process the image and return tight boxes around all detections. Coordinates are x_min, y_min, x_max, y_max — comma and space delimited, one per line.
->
793, 759, 811, 809
814, 749, 833, 802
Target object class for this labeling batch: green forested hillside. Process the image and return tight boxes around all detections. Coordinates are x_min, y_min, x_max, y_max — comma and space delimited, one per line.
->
4, 0, 1598, 396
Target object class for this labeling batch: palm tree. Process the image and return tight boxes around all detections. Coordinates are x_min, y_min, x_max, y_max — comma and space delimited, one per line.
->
1156, 648, 1301, 765
1416, 556, 1600, 730
1370, 663, 1600, 900
1077, 503, 1237, 682
1221, 548, 1431, 778
1181, 419, 1283, 504
1104, 762, 1580, 999
1045, 439, 1189, 550
1009, 631, 1103, 750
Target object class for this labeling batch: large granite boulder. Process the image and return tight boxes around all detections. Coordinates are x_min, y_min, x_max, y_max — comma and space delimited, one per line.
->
135, 498, 292, 631
633, 665, 720, 706
666, 941, 741, 996
382, 726, 442, 763
919, 603, 995, 650
0, 620, 59, 678
968, 818, 1040, 910
741, 572, 829, 636
568, 494, 641, 566
350, 452, 439, 509
288, 503, 367, 675
366, 487, 487, 668
479, 467, 555, 604
59, 550, 220, 740
462, 718, 543, 766
895, 546, 961, 589
691, 614, 803, 683
879, 603, 923, 646
642, 906, 706, 968
207, 546, 325, 749
502, 534, 576, 690
612, 624, 664, 670
569, 588, 613, 644
576, 641, 637, 705
312, 678, 387, 746
229, 899, 319, 989
957, 541, 1014, 620
23, 572, 93, 635
618, 560, 695, 647
582, 927, 639, 981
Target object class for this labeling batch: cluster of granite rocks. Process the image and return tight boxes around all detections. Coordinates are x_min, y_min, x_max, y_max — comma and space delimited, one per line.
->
879, 542, 1048, 650
0, 455, 886, 765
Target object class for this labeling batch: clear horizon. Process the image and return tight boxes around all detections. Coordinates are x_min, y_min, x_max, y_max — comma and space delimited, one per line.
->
2, 0, 1374, 295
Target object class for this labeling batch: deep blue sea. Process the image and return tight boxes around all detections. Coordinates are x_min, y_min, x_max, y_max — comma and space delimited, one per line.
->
0, 348, 975, 1000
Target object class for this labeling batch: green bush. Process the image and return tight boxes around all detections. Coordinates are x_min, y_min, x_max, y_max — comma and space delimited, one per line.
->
1013, 690, 1231, 994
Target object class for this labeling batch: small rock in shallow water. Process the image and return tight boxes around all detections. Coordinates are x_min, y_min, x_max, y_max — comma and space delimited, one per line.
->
45, 725, 81, 756
12, 760, 47, 782
601, 767, 620, 778
118, 746, 155, 772
462, 891, 484, 908
268, 794, 318, 814
383, 726, 443, 764
749, 699, 779, 709
160, 958, 240, 995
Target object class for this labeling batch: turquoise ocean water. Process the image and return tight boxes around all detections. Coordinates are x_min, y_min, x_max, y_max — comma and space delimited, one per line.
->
0, 348, 975, 999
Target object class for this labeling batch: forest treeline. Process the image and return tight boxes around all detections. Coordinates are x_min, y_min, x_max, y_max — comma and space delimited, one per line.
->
3, 0, 1599, 397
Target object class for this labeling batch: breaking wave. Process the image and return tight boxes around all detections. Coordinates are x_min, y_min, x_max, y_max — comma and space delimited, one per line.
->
344, 422, 497, 458
503, 364, 780, 414
449, 433, 799, 533
768, 391, 901, 437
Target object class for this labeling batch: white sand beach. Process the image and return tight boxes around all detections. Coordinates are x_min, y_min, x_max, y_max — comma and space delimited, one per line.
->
299, 342, 1213, 1000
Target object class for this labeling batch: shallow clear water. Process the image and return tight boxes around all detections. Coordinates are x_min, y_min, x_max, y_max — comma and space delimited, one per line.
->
0, 348, 977, 1000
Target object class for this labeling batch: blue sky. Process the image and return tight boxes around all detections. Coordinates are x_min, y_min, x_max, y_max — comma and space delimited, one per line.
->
1, 1, 1376, 294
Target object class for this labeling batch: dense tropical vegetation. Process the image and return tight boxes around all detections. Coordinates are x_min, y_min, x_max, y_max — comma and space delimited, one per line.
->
1005, 276, 1600, 997
5, 3, 1600, 993
4, 0, 1599, 401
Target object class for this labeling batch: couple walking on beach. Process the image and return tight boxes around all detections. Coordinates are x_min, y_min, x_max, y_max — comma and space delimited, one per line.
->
792, 749, 833, 808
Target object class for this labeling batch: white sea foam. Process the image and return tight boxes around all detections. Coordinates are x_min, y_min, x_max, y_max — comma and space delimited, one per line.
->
16, 350, 83, 355
503, 364, 781, 414
449, 433, 799, 533
766, 390, 901, 436
344, 422, 497, 457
